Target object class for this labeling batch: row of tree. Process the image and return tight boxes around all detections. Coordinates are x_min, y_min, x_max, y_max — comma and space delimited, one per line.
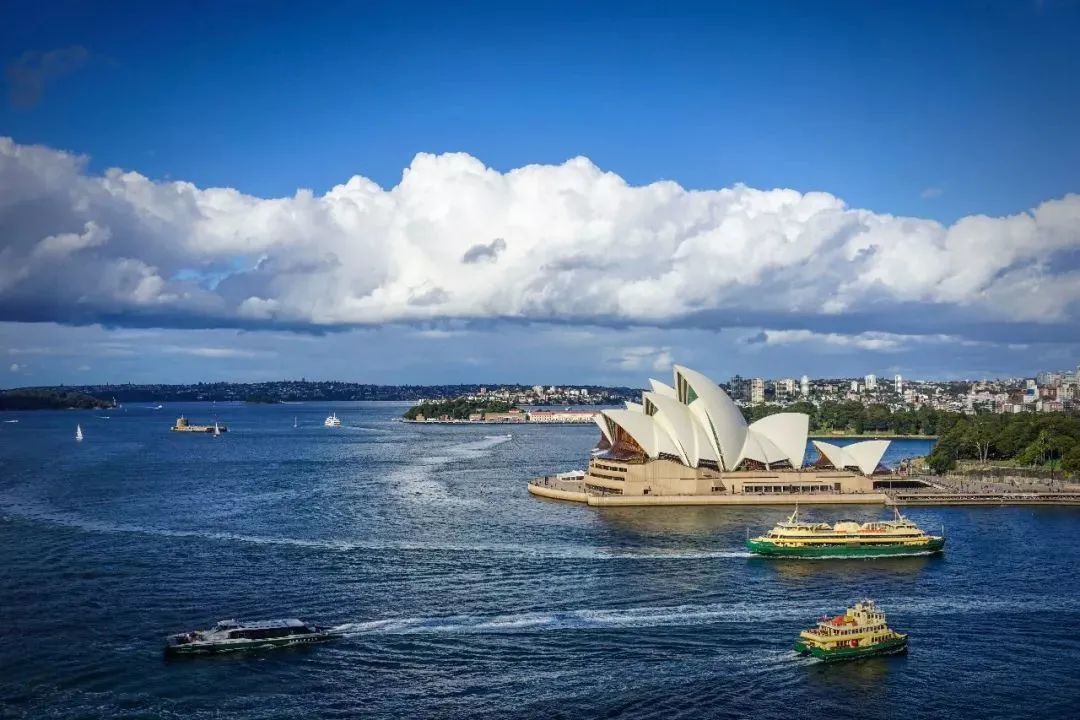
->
925, 412, 1080, 474
744, 401, 949, 436
0, 389, 111, 411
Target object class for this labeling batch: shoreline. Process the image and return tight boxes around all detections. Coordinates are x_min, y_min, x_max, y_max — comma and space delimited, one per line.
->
402, 419, 594, 425
528, 477, 1080, 508
808, 434, 938, 440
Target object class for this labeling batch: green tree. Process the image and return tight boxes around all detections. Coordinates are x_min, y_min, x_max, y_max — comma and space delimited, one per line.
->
1062, 445, 1080, 474
927, 448, 957, 474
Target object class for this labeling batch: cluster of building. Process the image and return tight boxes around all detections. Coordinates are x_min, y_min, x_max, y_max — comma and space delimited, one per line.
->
967, 364, 1080, 414
453, 385, 626, 406
409, 408, 598, 424
462, 408, 596, 424
728, 372, 961, 410
727, 365, 1080, 415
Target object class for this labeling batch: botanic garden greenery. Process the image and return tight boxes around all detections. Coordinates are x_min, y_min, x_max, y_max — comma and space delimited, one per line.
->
744, 402, 1080, 475
743, 401, 948, 436
924, 412, 1080, 475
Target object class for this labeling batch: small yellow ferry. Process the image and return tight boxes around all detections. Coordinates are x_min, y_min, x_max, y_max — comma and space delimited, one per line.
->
795, 600, 907, 662
746, 507, 944, 558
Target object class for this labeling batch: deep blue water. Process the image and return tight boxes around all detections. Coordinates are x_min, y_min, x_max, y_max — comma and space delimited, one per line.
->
1, 402, 1077, 719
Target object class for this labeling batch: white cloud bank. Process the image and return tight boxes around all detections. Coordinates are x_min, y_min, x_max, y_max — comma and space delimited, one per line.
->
1, 137, 1079, 339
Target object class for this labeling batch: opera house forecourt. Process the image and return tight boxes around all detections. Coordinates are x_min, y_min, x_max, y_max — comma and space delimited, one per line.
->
529, 365, 920, 507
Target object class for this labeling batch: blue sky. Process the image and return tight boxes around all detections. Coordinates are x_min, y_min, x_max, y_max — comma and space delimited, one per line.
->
1, 1, 1079, 386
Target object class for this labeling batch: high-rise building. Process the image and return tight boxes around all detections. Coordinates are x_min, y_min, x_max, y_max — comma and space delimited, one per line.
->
894, 374, 903, 394
800, 375, 809, 397
851, 380, 859, 393
865, 374, 877, 390
775, 378, 796, 403
751, 378, 765, 404
729, 375, 746, 401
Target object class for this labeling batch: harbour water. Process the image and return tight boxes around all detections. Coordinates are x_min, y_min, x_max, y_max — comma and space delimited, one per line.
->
1, 403, 1078, 719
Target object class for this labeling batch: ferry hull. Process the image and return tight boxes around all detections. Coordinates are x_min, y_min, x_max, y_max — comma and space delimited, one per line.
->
164, 633, 336, 657
747, 537, 944, 558
795, 635, 907, 662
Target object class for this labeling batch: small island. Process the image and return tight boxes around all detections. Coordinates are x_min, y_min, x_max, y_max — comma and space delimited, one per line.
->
404, 398, 599, 424
404, 398, 516, 421
0, 389, 111, 411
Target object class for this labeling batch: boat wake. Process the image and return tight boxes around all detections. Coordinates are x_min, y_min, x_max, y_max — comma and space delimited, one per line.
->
0, 490, 759, 560
385, 434, 515, 506
329, 594, 1078, 637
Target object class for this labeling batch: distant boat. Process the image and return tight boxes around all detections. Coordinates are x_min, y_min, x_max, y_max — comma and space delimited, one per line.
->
75, 424, 83, 442
3, 419, 18, 423
164, 618, 342, 657
294, 416, 298, 429
324, 413, 342, 428
213, 421, 222, 438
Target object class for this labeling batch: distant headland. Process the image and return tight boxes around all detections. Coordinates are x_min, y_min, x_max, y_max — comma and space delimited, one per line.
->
0, 381, 640, 406
0, 389, 111, 411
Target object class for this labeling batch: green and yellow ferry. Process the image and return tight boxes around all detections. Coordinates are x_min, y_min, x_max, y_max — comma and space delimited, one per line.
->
746, 507, 944, 559
795, 600, 907, 662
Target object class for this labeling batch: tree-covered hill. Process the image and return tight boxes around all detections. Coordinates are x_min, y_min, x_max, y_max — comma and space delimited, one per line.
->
0, 389, 111, 411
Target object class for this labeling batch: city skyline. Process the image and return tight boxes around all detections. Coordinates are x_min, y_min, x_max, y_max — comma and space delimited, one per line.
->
2, 2, 1080, 385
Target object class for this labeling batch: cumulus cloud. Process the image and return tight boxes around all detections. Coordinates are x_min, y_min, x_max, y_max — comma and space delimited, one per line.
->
1, 137, 1080, 345
5, 46, 90, 108
747, 329, 959, 353
461, 237, 506, 264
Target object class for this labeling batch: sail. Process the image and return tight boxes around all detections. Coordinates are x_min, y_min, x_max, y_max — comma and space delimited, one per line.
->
75, 424, 83, 441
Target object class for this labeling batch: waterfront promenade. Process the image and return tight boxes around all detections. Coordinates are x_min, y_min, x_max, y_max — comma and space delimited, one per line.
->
528, 473, 1080, 508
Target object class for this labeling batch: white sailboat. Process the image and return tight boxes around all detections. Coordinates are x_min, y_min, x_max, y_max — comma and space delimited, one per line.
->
213, 421, 221, 437
294, 416, 298, 429
75, 424, 83, 441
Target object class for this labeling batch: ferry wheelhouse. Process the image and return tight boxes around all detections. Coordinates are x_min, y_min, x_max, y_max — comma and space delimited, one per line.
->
795, 600, 907, 661
746, 507, 944, 558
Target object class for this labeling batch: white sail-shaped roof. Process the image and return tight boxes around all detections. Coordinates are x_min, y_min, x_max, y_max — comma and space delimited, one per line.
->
642, 391, 719, 467
648, 379, 678, 398
592, 362, 816, 473
673, 365, 748, 471
601, 409, 681, 459
748, 413, 810, 468
844, 440, 890, 476
736, 431, 789, 467
812, 440, 890, 476
594, 414, 613, 445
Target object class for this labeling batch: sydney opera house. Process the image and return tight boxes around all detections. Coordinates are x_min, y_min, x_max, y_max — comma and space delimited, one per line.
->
530, 365, 917, 506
